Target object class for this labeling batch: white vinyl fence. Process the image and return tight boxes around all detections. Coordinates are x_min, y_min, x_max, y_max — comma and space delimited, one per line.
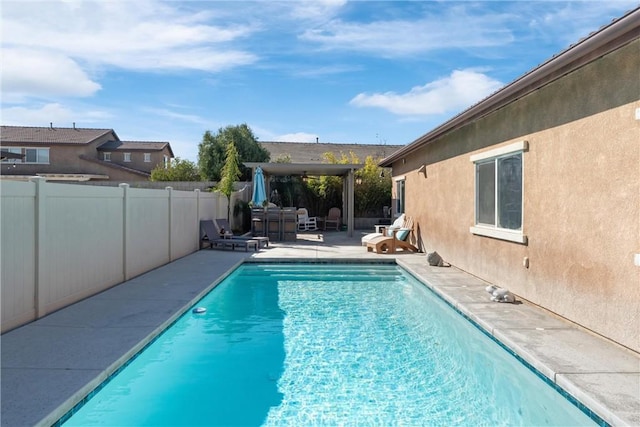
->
1, 178, 230, 333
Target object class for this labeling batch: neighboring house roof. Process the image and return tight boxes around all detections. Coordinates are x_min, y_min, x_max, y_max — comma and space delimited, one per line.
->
1, 125, 175, 158
260, 141, 403, 164
78, 155, 151, 177
98, 140, 174, 156
380, 6, 640, 166
0, 125, 115, 145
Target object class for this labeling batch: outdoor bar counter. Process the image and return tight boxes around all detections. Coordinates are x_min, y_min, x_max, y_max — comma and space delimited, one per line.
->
251, 207, 297, 242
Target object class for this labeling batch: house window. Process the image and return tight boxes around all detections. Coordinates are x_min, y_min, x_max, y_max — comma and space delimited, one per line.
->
104, 152, 111, 161
24, 148, 49, 164
144, 153, 151, 163
395, 177, 405, 216
470, 141, 528, 244
1, 148, 23, 163
164, 155, 169, 168
124, 152, 131, 162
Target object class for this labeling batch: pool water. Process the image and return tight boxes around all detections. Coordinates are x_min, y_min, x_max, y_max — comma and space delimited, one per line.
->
62, 263, 595, 426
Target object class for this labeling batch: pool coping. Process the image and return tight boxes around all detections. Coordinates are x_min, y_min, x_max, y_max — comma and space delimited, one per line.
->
2, 241, 638, 427
44, 258, 246, 427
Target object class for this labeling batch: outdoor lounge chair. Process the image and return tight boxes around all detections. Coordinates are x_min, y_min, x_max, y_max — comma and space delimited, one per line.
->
214, 218, 269, 248
366, 227, 418, 254
361, 214, 408, 246
324, 207, 341, 231
200, 220, 258, 252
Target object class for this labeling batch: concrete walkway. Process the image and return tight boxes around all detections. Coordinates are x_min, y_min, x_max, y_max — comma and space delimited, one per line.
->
2, 232, 639, 426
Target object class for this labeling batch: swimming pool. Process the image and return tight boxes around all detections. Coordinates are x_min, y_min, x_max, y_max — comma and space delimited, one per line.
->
61, 263, 595, 426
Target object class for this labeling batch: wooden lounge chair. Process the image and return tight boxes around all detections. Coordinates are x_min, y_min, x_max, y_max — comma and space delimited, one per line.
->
366, 222, 418, 254
200, 220, 259, 252
361, 214, 411, 246
324, 207, 341, 231
214, 218, 269, 248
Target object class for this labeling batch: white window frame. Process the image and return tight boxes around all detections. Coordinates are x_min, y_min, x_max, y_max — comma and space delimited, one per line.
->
470, 141, 528, 244
104, 152, 111, 161
24, 147, 50, 164
144, 153, 151, 163
394, 176, 406, 217
123, 152, 131, 162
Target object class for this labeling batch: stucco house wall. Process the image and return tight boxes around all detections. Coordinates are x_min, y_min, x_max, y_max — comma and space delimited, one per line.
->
98, 145, 172, 174
388, 36, 639, 352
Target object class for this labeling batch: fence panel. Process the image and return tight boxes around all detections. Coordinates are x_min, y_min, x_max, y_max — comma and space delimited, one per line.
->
40, 183, 125, 315
1, 181, 37, 330
1, 180, 230, 332
170, 189, 199, 260
126, 187, 170, 279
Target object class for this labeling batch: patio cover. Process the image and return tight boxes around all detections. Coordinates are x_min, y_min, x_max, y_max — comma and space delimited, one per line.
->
244, 162, 364, 237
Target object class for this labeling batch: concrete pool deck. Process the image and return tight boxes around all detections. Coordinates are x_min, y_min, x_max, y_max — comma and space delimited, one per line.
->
1, 231, 639, 426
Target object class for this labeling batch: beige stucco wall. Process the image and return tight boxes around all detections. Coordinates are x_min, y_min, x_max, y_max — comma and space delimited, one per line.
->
393, 40, 639, 352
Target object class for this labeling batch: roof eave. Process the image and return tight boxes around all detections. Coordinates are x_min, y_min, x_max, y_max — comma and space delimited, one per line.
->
379, 7, 640, 167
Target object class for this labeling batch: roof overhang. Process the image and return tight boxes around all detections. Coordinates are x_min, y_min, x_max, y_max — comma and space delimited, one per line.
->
244, 162, 364, 176
379, 7, 640, 167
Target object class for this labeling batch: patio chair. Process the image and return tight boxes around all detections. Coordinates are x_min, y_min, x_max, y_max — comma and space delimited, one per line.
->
297, 208, 318, 231
361, 214, 407, 246
214, 218, 269, 248
324, 207, 341, 231
200, 220, 258, 252
366, 226, 418, 254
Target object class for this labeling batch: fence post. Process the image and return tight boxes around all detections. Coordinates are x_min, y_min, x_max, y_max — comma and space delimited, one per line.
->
30, 176, 46, 318
119, 183, 130, 281
166, 186, 174, 262
195, 189, 201, 249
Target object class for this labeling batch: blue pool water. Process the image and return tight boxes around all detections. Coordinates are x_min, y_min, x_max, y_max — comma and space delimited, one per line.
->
62, 263, 595, 426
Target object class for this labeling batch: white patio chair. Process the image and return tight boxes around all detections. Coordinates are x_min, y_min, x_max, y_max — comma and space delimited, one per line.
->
297, 208, 318, 231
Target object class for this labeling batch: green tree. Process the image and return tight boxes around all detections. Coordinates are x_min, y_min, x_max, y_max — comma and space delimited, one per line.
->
198, 124, 269, 181
354, 156, 392, 217
301, 151, 391, 217
217, 141, 241, 221
150, 157, 200, 181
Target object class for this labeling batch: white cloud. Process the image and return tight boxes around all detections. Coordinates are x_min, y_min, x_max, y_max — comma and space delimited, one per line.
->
1, 48, 101, 100
289, 0, 347, 20
275, 132, 319, 143
1, 103, 112, 126
526, 0, 640, 45
300, 8, 514, 57
1, 0, 258, 76
143, 107, 209, 126
350, 69, 503, 116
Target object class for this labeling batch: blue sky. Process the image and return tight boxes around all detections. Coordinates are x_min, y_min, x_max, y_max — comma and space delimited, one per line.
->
2, 1, 636, 162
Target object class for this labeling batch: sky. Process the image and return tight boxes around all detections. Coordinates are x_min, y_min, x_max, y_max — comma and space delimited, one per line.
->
1, 0, 637, 162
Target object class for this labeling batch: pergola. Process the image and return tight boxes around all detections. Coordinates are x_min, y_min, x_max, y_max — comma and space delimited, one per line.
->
244, 162, 364, 237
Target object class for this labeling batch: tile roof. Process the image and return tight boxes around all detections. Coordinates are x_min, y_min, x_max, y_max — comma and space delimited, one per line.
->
0, 125, 114, 145
97, 140, 171, 151
260, 141, 403, 164
78, 155, 151, 177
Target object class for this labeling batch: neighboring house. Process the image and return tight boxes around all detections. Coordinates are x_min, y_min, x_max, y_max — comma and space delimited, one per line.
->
380, 8, 639, 353
260, 141, 402, 163
0, 125, 174, 181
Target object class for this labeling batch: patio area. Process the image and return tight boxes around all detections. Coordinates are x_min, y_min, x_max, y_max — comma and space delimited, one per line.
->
1, 231, 638, 426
